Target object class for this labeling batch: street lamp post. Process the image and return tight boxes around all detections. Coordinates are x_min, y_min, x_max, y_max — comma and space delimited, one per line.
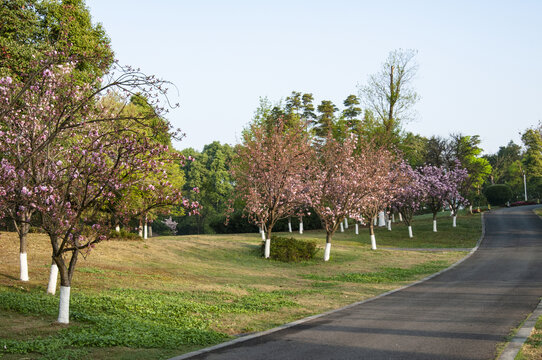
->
523, 171, 528, 201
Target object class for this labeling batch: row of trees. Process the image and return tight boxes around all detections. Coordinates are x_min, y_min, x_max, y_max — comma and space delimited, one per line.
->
231, 115, 469, 261
0, 0, 195, 324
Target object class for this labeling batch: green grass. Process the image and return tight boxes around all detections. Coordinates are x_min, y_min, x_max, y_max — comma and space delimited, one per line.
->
0, 211, 482, 359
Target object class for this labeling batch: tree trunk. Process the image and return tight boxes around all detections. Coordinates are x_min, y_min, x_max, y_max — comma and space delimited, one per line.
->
138, 219, 143, 237
344, 218, 348, 229
288, 217, 292, 233
143, 216, 148, 240
340, 222, 344, 233
373, 216, 377, 226
453, 216, 457, 228
433, 219, 438, 232
264, 239, 270, 258
54, 249, 78, 324
392, 213, 395, 223
469, 205, 473, 214
115, 224, 120, 233
370, 223, 377, 250
387, 219, 392, 231
47, 261, 59, 295
408, 225, 413, 238
355, 223, 359, 235
299, 219, 303, 234
149, 226, 153, 237
16, 217, 31, 282
324, 232, 332, 261
399, 213, 403, 222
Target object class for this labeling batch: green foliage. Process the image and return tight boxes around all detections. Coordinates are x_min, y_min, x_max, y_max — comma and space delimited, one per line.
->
484, 184, 513, 206
261, 236, 318, 262
108, 229, 141, 241
0, 286, 300, 357
302, 260, 448, 283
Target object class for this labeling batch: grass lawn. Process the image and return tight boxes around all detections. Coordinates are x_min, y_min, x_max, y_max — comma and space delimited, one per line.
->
0, 211, 481, 359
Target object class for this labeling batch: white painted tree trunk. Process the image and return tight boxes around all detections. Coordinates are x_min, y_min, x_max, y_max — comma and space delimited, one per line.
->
299, 221, 303, 234
340, 223, 344, 232
288, 218, 292, 233
324, 242, 331, 261
392, 213, 395, 223
378, 211, 386, 227
469, 205, 473, 213
408, 226, 413, 238
19, 253, 29, 281
355, 223, 359, 235
373, 217, 377, 226
57, 286, 71, 324
115, 225, 120, 233
370, 234, 377, 250
433, 220, 437, 232
344, 218, 348, 229
47, 263, 59, 295
453, 216, 457, 227
387, 220, 392, 231
143, 220, 148, 240
261, 229, 266, 241
264, 239, 270, 258
399, 213, 403, 222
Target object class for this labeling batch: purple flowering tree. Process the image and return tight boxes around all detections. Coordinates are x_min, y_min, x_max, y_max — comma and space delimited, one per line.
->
445, 163, 469, 227
0, 59, 194, 324
418, 165, 462, 232
393, 163, 427, 238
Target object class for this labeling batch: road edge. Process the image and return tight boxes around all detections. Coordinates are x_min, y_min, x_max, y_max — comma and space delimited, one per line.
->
169, 213, 486, 360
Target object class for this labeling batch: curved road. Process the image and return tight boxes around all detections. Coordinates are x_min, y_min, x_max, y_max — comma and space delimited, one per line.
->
177, 205, 542, 360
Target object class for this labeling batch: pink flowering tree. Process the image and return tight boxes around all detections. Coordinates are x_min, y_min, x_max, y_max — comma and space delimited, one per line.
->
392, 163, 427, 238
308, 135, 397, 259
445, 163, 469, 227
418, 164, 463, 232
231, 117, 314, 258
0, 59, 194, 323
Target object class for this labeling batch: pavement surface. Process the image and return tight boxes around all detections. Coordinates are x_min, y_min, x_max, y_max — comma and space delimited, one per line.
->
177, 205, 542, 360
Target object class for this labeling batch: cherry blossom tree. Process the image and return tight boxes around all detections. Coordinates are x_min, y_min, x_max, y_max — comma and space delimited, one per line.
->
308, 135, 397, 259
419, 164, 462, 232
231, 117, 313, 258
0, 58, 194, 324
445, 163, 469, 227
393, 163, 427, 238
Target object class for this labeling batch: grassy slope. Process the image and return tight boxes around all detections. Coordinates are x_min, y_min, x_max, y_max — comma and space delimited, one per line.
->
0, 211, 481, 359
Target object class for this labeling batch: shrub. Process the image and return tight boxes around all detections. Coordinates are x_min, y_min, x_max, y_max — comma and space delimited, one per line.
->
510, 200, 537, 207
260, 236, 318, 262
484, 184, 513, 206
108, 229, 141, 241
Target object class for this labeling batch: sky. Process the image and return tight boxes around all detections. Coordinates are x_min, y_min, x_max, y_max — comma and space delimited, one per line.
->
85, 0, 542, 155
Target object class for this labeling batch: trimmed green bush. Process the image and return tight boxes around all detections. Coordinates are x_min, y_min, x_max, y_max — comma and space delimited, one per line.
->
484, 184, 513, 206
108, 229, 141, 241
261, 236, 318, 262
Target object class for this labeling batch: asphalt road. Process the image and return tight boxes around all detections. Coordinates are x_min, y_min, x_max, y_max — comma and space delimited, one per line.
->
179, 205, 542, 360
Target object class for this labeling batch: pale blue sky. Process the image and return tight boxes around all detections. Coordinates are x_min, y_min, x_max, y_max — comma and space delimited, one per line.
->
86, 0, 542, 154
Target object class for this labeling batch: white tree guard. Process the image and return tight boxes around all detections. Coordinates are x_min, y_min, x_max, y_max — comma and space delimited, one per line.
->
378, 211, 386, 227
57, 286, 71, 324
264, 239, 270, 258
47, 263, 59, 295
370, 234, 377, 250
324, 242, 331, 261
20, 253, 29, 281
